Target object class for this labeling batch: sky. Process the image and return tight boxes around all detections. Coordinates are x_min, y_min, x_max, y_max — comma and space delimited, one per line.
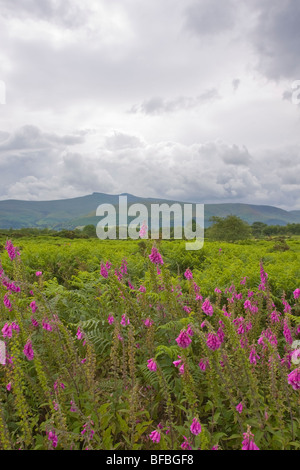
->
0, 0, 300, 210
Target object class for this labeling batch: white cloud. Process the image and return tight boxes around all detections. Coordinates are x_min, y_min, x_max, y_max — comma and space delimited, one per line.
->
0, 0, 299, 209
0, 125, 298, 210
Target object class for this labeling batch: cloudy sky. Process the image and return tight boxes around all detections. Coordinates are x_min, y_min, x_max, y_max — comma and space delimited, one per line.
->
0, 0, 300, 209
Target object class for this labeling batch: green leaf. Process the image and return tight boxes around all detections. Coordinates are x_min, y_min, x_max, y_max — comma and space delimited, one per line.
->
288, 441, 300, 449
116, 413, 129, 433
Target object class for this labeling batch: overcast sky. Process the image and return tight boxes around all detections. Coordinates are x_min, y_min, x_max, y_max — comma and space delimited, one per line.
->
0, 0, 299, 209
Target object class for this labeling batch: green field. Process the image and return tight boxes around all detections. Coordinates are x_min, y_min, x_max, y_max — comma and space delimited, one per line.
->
0, 236, 299, 450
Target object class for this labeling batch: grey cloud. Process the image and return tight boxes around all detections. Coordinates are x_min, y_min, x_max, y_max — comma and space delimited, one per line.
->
0, 1, 299, 210
62, 152, 116, 193
129, 89, 220, 115
0, 125, 84, 152
104, 131, 144, 151
221, 144, 252, 166
232, 79, 240, 92
184, 0, 237, 37
0, 0, 89, 29
6, 36, 179, 111
279, 170, 300, 186
250, 0, 300, 80
282, 90, 293, 102
0, 130, 9, 142
1, 125, 299, 210
0, 126, 86, 198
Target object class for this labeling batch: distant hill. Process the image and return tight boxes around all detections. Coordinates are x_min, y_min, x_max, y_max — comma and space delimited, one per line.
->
0, 192, 299, 229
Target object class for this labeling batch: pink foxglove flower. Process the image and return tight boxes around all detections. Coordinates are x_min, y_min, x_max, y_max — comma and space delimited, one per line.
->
70, 400, 77, 412
206, 332, 221, 351
149, 246, 164, 265
242, 429, 259, 450
184, 269, 193, 280
175, 330, 192, 348
186, 325, 194, 336
108, 314, 114, 325
283, 320, 293, 345
53, 401, 59, 411
42, 320, 52, 331
120, 314, 130, 326
3, 294, 12, 311
181, 436, 192, 450
287, 368, 300, 390
120, 259, 127, 275
270, 310, 280, 323
2, 323, 12, 338
198, 358, 209, 371
54, 381, 65, 391
76, 327, 84, 340
282, 298, 291, 313
258, 328, 277, 349
294, 288, 300, 300
35, 271, 42, 276
236, 402, 243, 414
147, 358, 157, 372
31, 317, 39, 327
190, 417, 201, 435
149, 430, 161, 443
5, 240, 20, 261
100, 263, 108, 278
249, 346, 260, 364
10, 322, 20, 335
173, 355, 182, 368
217, 327, 225, 343
201, 298, 214, 316
144, 318, 153, 327
30, 300, 38, 314
23, 341, 34, 360
183, 305, 192, 314
48, 430, 58, 448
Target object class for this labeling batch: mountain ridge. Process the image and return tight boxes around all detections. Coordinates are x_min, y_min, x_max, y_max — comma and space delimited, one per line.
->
0, 192, 299, 229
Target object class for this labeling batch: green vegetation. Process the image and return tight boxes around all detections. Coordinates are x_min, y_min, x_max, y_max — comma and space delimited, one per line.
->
206, 215, 252, 242
1, 214, 300, 241
0, 234, 299, 450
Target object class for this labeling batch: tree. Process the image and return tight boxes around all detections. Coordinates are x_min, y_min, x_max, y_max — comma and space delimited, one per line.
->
82, 224, 97, 238
207, 215, 252, 242
251, 221, 268, 238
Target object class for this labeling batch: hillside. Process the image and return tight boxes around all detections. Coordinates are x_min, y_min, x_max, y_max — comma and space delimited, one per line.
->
0, 192, 299, 229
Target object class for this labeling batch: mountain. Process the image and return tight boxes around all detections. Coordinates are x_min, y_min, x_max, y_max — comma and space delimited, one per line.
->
0, 192, 299, 229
